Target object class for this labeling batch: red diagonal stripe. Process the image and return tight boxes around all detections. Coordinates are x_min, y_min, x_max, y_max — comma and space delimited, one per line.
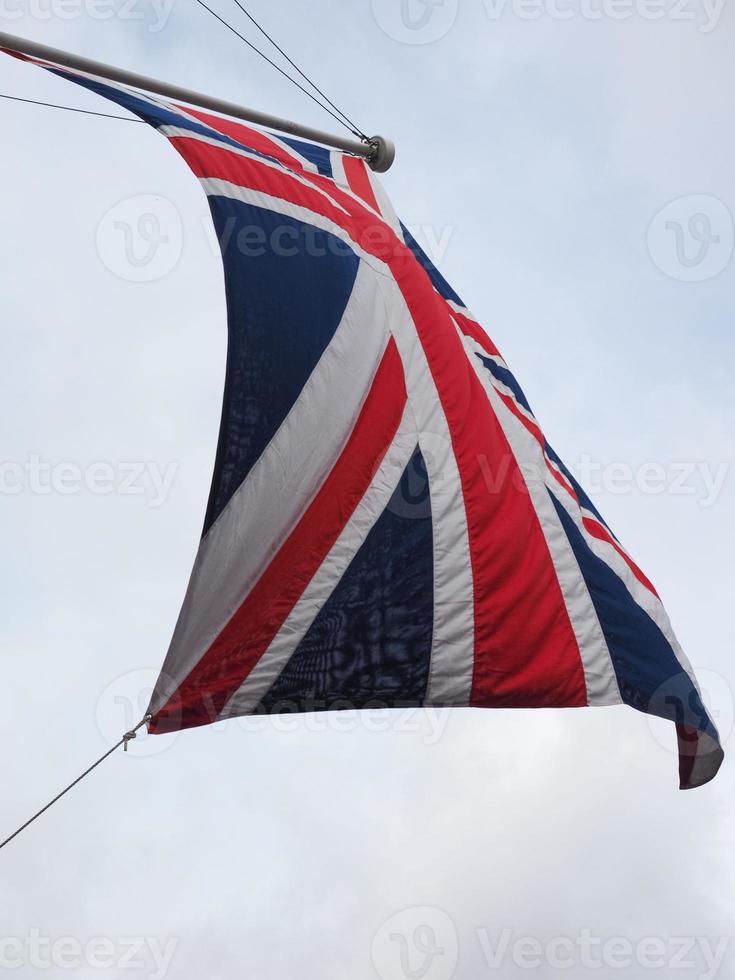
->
450, 307, 502, 358
173, 105, 312, 174
166, 133, 402, 264
581, 517, 659, 598
168, 136, 352, 231
388, 251, 587, 709
150, 338, 407, 733
342, 155, 381, 214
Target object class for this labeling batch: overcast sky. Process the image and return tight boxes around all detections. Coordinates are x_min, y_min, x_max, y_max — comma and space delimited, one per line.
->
0, 2, 733, 979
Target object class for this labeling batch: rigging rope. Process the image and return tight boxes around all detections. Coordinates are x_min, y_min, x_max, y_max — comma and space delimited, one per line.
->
192, 0, 367, 140
228, 0, 367, 139
0, 92, 144, 122
0, 717, 149, 852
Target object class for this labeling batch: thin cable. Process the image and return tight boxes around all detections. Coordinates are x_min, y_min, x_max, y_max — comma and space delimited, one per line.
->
0, 717, 149, 852
228, 0, 367, 139
0, 92, 145, 122
193, 0, 365, 139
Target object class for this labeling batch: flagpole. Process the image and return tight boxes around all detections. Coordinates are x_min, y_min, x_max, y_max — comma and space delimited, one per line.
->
0, 31, 396, 172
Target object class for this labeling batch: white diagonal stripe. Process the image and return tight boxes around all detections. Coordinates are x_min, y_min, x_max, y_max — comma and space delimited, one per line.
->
378, 278, 476, 706
462, 332, 622, 707
219, 401, 418, 719
148, 260, 391, 716
198, 177, 391, 278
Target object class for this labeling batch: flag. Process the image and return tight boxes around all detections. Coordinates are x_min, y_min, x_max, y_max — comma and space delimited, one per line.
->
7, 49, 723, 789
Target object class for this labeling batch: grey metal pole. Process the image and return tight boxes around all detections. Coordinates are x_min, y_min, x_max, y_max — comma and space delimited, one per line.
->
0, 31, 396, 172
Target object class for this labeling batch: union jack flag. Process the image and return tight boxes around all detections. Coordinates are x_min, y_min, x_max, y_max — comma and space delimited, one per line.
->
8, 50, 723, 789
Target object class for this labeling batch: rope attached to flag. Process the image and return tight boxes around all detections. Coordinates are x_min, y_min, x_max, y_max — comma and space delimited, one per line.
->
0, 91, 146, 121
0, 716, 150, 852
